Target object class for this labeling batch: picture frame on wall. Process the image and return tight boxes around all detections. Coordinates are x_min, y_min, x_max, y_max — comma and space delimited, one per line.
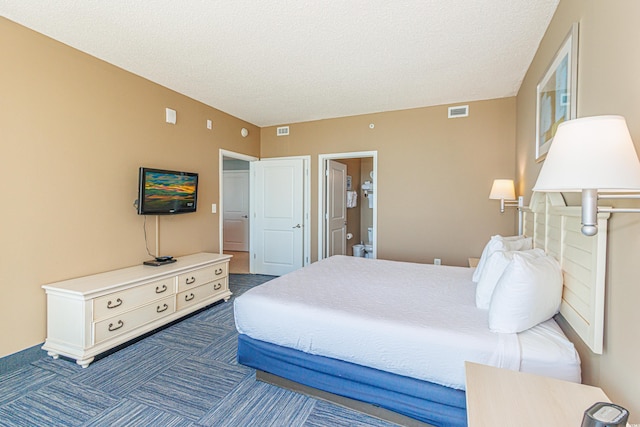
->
535, 22, 579, 162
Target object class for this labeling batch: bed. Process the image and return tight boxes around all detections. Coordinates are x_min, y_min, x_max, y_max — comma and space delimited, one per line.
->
233, 192, 609, 427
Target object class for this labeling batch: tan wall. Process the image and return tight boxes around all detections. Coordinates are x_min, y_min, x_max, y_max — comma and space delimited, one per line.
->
261, 98, 518, 266
0, 18, 260, 357
516, 0, 640, 420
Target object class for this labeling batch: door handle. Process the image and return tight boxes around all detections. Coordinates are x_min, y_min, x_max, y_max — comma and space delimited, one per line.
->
242, 215, 248, 218
292, 224, 301, 229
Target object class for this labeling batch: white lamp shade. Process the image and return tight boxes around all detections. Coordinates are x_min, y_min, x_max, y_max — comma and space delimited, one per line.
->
489, 179, 516, 200
533, 115, 640, 192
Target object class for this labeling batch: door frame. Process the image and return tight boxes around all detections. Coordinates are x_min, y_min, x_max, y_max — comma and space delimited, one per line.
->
318, 151, 378, 261
219, 149, 258, 255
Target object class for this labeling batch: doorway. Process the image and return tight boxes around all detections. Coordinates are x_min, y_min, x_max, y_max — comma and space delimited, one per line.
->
220, 150, 256, 274
318, 151, 377, 261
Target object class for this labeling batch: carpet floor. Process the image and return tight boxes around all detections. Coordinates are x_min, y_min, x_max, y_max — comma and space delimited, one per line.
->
0, 274, 397, 427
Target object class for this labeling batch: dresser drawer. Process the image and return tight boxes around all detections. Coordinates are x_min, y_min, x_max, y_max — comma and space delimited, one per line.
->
93, 296, 175, 344
176, 279, 226, 310
177, 263, 227, 292
93, 277, 175, 321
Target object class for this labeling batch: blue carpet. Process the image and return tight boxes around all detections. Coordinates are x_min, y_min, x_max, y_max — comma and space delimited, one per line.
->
0, 274, 398, 427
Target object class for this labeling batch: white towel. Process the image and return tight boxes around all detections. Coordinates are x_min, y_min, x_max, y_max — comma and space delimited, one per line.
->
346, 191, 357, 208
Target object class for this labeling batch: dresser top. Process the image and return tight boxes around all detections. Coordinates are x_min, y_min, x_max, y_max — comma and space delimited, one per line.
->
42, 252, 231, 296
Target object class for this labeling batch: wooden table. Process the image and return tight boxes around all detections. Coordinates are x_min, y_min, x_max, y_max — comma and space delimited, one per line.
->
465, 362, 611, 426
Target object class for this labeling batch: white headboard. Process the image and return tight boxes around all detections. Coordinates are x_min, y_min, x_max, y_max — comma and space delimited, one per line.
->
521, 192, 609, 354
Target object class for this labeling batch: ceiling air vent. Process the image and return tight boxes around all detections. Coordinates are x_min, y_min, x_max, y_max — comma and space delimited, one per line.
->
448, 105, 469, 118
276, 126, 290, 136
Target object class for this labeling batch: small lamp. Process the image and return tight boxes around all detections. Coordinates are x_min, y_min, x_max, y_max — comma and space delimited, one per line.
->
489, 179, 524, 234
489, 179, 516, 213
533, 115, 640, 236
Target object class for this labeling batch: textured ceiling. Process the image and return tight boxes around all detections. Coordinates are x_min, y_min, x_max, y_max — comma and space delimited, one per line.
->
1, 1, 559, 127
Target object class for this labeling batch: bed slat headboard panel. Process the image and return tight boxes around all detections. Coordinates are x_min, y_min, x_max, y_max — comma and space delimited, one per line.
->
522, 192, 609, 354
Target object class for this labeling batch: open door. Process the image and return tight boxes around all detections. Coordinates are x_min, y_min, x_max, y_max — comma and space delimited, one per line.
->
251, 158, 305, 276
326, 160, 347, 257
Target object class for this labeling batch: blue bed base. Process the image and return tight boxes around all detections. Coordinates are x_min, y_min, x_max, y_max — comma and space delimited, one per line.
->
237, 334, 467, 427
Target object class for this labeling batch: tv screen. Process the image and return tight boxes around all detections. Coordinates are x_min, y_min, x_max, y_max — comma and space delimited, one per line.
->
137, 167, 198, 215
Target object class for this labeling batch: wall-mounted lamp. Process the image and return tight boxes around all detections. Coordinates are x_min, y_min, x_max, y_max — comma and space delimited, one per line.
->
489, 179, 524, 234
489, 179, 516, 213
533, 115, 640, 236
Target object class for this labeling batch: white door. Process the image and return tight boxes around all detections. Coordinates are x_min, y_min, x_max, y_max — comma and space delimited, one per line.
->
326, 160, 347, 257
251, 158, 304, 276
223, 170, 249, 251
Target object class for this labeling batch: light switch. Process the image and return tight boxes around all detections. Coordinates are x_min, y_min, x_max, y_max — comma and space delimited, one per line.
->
211, 203, 217, 214
165, 108, 176, 124
207, 119, 212, 129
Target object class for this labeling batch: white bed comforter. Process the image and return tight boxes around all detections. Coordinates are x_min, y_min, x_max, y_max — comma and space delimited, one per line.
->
234, 255, 580, 390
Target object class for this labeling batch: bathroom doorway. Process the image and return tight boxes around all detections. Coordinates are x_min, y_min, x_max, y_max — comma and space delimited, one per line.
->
318, 151, 377, 261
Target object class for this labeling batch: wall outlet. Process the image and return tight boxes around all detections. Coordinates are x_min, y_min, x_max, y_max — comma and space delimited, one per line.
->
434, 258, 442, 266
211, 203, 217, 214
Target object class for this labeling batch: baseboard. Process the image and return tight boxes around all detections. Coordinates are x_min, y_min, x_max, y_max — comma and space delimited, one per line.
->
0, 343, 47, 375
256, 370, 435, 427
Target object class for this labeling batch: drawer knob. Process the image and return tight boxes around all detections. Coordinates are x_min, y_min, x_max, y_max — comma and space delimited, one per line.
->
185, 293, 195, 302
107, 298, 123, 309
155, 284, 168, 294
215, 268, 223, 275
108, 320, 124, 332
185, 277, 196, 285
157, 303, 169, 313
214, 283, 222, 290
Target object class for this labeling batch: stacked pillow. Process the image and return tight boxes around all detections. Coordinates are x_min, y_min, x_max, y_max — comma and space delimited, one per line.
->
472, 235, 533, 282
475, 248, 545, 309
472, 235, 563, 333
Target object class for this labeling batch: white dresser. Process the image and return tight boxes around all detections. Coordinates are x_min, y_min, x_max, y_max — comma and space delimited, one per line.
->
42, 252, 232, 367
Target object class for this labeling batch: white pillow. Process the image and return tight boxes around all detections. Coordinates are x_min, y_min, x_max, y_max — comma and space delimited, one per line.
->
472, 235, 532, 282
475, 248, 545, 309
488, 253, 563, 333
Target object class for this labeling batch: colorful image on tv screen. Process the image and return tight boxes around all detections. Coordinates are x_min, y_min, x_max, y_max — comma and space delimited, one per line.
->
144, 171, 197, 211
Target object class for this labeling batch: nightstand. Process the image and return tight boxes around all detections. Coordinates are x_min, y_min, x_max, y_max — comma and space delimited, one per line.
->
465, 362, 611, 426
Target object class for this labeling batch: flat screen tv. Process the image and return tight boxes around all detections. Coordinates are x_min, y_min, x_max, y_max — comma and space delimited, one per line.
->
137, 167, 198, 215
